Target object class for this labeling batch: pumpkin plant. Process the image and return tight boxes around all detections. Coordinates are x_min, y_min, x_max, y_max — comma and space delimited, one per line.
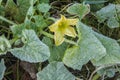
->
0, 0, 120, 80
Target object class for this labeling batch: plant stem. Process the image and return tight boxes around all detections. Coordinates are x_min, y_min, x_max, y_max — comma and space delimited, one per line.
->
40, 30, 78, 46
5, 71, 13, 76
41, 30, 53, 38
92, 73, 100, 80
64, 38, 78, 46
17, 60, 19, 80
0, 16, 16, 25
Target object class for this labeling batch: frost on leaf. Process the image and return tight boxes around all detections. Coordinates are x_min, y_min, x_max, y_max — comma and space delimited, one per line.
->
37, 62, 75, 80
63, 22, 106, 70
96, 4, 120, 28
10, 29, 50, 63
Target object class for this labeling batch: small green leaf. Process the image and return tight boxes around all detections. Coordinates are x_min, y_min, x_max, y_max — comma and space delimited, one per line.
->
26, 6, 35, 17
107, 17, 119, 28
97, 68, 116, 78
37, 3, 51, 13
0, 59, 6, 80
32, 15, 48, 29
11, 23, 38, 37
105, 69, 116, 77
5, 0, 31, 22
0, 5, 5, 16
24, 0, 36, 24
67, 3, 90, 19
49, 44, 68, 62
0, 36, 11, 55
63, 22, 106, 70
96, 4, 120, 28
10, 24, 26, 37
37, 62, 75, 80
92, 32, 120, 66
10, 29, 50, 63
42, 37, 68, 62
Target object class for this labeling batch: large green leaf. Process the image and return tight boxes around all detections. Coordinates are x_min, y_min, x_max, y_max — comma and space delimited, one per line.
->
67, 3, 90, 19
0, 36, 11, 55
37, 62, 75, 80
10, 29, 50, 63
96, 4, 120, 28
0, 59, 6, 80
42, 37, 68, 62
63, 22, 106, 70
92, 32, 120, 66
5, 0, 31, 22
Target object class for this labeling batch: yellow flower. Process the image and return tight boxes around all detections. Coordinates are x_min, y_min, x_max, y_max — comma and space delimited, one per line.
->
49, 15, 78, 46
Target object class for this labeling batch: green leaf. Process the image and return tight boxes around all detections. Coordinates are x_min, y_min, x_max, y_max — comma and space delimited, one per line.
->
0, 0, 5, 17
11, 23, 38, 38
92, 32, 120, 66
26, 5, 35, 16
84, 0, 107, 4
37, 3, 51, 13
106, 69, 115, 77
32, 15, 48, 29
107, 17, 119, 28
0, 36, 11, 55
63, 22, 106, 70
24, 0, 36, 24
67, 3, 90, 19
0, 6, 5, 16
0, 0, 2, 5
0, 59, 6, 80
37, 62, 75, 80
29, 0, 37, 5
25, 0, 37, 17
39, 0, 49, 3
97, 68, 116, 78
10, 24, 26, 37
96, 4, 120, 28
5, 0, 31, 22
5, 0, 17, 18
10, 29, 50, 63
42, 37, 68, 62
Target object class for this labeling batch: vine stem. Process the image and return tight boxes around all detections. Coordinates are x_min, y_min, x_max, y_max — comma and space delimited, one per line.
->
40, 30, 78, 46
89, 63, 120, 80
0, 16, 16, 25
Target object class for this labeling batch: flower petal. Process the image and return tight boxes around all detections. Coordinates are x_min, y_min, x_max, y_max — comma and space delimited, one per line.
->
49, 23, 58, 32
64, 26, 77, 38
60, 14, 66, 21
67, 19, 78, 26
54, 31, 65, 46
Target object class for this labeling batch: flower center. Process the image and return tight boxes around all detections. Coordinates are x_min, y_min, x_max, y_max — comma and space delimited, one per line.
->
58, 21, 68, 30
